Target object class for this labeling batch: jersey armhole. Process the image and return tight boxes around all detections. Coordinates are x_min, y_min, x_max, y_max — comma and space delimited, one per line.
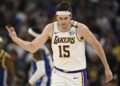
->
76, 23, 85, 42
0, 50, 4, 58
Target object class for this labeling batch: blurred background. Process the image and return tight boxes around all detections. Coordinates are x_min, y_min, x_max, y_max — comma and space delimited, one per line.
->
0, 0, 120, 86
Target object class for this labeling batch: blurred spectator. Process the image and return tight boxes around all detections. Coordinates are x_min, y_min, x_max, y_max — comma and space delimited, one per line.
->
7, 43, 31, 86
0, 36, 15, 86
26, 45, 52, 86
25, 27, 53, 86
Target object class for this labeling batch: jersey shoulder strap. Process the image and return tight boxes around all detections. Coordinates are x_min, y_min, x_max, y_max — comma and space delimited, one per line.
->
71, 21, 79, 28
53, 21, 58, 32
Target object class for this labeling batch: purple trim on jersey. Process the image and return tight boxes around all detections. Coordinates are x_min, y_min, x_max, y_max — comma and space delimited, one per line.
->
82, 70, 87, 86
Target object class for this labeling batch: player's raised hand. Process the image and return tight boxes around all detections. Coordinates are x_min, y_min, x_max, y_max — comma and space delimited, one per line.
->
6, 26, 17, 42
105, 68, 113, 82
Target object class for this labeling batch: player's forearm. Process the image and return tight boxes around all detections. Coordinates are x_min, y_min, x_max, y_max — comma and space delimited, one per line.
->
13, 37, 36, 53
95, 43, 110, 70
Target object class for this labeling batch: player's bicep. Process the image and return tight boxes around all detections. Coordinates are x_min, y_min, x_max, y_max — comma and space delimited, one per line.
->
78, 25, 100, 48
32, 33, 48, 45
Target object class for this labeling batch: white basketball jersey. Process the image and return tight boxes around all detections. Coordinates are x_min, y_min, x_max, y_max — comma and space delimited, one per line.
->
51, 20, 86, 71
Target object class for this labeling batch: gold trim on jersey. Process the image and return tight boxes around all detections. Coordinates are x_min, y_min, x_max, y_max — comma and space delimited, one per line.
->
32, 54, 37, 62
2, 52, 7, 69
32, 49, 46, 62
76, 27, 85, 42
0, 50, 7, 69
0, 50, 4, 58
80, 72, 84, 86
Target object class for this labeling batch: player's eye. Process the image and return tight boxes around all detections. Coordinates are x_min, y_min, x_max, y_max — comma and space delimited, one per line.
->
59, 17, 63, 20
64, 17, 68, 20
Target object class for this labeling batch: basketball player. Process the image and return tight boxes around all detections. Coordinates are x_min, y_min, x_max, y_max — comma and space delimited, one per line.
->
0, 37, 15, 86
26, 46, 52, 86
26, 28, 52, 86
6, 1, 113, 86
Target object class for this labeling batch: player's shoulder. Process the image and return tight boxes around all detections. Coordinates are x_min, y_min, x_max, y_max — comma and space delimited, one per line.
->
43, 23, 53, 31
73, 21, 90, 34
45, 23, 53, 28
73, 21, 89, 31
77, 22, 88, 29
42, 22, 54, 37
45, 22, 56, 29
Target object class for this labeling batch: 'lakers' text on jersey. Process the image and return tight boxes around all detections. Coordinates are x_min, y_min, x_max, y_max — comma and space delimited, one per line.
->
51, 20, 86, 71
53, 36, 75, 44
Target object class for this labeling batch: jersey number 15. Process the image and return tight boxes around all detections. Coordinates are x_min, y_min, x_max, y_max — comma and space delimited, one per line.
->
58, 45, 70, 58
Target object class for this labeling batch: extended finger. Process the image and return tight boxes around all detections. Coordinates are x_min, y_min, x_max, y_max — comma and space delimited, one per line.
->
11, 27, 14, 32
6, 26, 10, 32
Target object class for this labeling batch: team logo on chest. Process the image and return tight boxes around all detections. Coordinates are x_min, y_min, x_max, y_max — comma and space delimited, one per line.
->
68, 30, 75, 36
54, 36, 75, 44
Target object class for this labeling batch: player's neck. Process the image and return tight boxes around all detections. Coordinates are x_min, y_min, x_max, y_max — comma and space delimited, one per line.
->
58, 22, 72, 32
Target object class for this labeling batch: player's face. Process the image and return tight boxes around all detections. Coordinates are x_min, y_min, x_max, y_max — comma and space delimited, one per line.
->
56, 15, 71, 28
